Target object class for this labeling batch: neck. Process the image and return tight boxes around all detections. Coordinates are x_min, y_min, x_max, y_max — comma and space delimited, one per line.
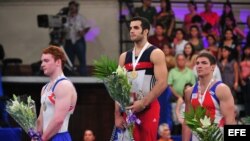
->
178, 66, 185, 71
50, 69, 64, 82
199, 74, 213, 86
134, 38, 147, 50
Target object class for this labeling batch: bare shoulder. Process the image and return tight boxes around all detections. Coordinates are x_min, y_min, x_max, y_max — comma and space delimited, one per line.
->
184, 86, 194, 100
215, 82, 232, 99
119, 52, 127, 66
54, 79, 76, 95
150, 48, 165, 63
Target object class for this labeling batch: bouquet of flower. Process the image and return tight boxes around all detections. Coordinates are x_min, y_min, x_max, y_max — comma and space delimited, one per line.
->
184, 106, 223, 141
93, 56, 140, 141
6, 94, 41, 141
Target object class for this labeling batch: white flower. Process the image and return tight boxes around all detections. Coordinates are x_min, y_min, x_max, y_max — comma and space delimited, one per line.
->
116, 66, 127, 76
200, 115, 211, 128
196, 127, 203, 132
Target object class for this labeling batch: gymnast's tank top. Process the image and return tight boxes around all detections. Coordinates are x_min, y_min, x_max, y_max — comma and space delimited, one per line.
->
191, 81, 224, 126
41, 75, 74, 133
124, 46, 156, 100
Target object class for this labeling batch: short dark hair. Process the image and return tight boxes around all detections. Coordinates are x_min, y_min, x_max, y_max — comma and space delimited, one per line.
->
130, 16, 150, 33
68, 0, 79, 7
196, 52, 216, 65
188, 0, 197, 10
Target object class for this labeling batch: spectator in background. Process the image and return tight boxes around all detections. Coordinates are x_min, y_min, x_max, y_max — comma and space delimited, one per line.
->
218, 46, 239, 103
172, 28, 188, 55
218, 28, 240, 61
158, 123, 173, 141
158, 43, 175, 131
64, 0, 90, 76
155, 0, 175, 38
183, 0, 199, 34
191, 15, 204, 32
148, 23, 170, 50
188, 25, 204, 53
168, 54, 196, 132
83, 129, 95, 141
240, 44, 250, 116
206, 34, 219, 58
200, 0, 219, 37
219, 1, 236, 34
134, 0, 157, 35
224, 16, 246, 40
246, 15, 250, 45
162, 43, 175, 71
183, 42, 198, 70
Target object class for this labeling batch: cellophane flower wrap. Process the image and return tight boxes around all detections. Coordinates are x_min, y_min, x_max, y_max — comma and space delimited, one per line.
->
93, 56, 141, 141
184, 106, 223, 141
6, 94, 41, 141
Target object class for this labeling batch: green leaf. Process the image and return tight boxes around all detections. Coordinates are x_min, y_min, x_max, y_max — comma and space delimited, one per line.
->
93, 56, 118, 79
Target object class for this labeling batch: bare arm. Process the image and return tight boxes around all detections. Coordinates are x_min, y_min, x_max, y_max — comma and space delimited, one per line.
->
233, 61, 239, 91
182, 87, 193, 141
169, 86, 182, 99
36, 87, 45, 134
114, 52, 127, 129
167, 11, 175, 37
126, 49, 168, 113
141, 49, 168, 109
216, 83, 236, 125
41, 81, 76, 141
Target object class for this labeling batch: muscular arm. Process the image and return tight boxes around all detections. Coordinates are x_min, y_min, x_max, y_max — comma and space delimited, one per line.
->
216, 83, 236, 125
141, 49, 168, 108
42, 81, 76, 141
182, 87, 193, 141
114, 52, 127, 129
36, 87, 45, 134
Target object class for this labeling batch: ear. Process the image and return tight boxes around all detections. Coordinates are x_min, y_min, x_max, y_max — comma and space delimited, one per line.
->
55, 59, 62, 67
143, 29, 149, 35
211, 64, 215, 72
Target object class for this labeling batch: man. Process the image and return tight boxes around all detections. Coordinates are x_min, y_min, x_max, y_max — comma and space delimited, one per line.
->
182, 52, 236, 141
83, 129, 95, 141
200, 0, 219, 36
158, 123, 173, 141
115, 16, 168, 141
36, 46, 77, 141
148, 23, 170, 50
64, 0, 90, 76
168, 54, 196, 134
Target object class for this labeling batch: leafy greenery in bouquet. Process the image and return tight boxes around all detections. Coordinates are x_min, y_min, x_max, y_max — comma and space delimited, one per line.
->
184, 106, 223, 141
93, 56, 139, 141
93, 56, 131, 110
241, 116, 250, 125
6, 94, 41, 140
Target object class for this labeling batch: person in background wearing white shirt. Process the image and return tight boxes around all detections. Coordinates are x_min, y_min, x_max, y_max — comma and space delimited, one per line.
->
64, 0, 90, 76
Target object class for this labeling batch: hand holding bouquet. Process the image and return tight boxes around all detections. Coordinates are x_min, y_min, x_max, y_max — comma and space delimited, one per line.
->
6, 94, 41, 141
93, 56, 140, 141
184, 106, 223, 141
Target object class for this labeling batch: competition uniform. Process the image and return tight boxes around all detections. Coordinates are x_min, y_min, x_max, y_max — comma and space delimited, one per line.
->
124, 46, 159, 141
41, 75, 74, 141
190, 81, 224, 141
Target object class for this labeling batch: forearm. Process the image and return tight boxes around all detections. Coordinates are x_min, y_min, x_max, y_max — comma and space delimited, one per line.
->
182, 123, 192, 141
36, 117, 43, 134
142, 80, 167, 107
42, 118, 64, 141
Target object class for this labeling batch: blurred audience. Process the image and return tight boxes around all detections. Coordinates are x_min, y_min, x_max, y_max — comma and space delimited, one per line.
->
183, 0, 199, 33
155, 0, 175, 38
158, 123, 173, 141
83, 129, 95, 141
